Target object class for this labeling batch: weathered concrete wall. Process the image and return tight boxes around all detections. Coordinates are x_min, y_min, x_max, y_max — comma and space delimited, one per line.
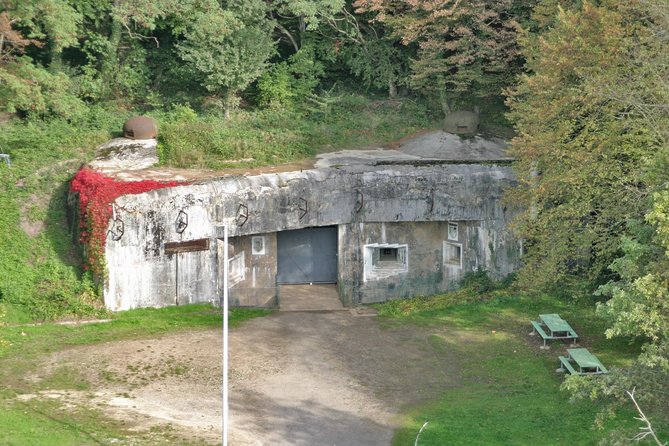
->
337, 219, 517, 305
224, 233, 277, 307
103, 163, 518, 310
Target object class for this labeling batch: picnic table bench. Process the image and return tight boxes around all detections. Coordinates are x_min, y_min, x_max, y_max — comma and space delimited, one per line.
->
559, 348, 608, 375
530, 313, 579, 349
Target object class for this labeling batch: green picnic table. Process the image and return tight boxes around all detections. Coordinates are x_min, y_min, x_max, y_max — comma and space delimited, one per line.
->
559, 348, 608, 375
530, 313, 579, 349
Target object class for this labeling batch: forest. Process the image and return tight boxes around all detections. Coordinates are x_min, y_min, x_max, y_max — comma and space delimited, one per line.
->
1, 0, 669, 441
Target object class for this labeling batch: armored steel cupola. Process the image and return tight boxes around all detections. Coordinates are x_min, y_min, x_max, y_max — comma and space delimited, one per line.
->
123, 116, 158, 140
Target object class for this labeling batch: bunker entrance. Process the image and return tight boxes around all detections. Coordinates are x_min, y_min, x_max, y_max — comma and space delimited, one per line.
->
277, 226, 338, 284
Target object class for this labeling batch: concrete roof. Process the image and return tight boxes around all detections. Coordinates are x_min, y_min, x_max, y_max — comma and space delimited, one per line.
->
87, 131, 512, 182
398, 131, 511, 161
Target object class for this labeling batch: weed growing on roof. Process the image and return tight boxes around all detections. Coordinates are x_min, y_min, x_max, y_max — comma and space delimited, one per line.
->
158, 96, 438, 169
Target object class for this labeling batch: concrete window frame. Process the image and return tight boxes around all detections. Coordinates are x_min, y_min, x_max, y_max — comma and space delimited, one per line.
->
443, 241, 463, 268
251, 236, 266, 255
228, 251, 245, 286
363, 243, 409, 282
447, 222, 459, 241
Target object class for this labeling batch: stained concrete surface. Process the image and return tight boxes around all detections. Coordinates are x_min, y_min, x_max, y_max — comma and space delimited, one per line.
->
105, 162, 517, 310
398, 131, 511, 161
89, 137, 159, 173
86, 130, 518, 311
92, 130, 510, 182
278, 284, 346, 311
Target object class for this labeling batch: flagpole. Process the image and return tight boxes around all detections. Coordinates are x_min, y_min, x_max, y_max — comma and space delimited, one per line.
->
223, 224, 229, 446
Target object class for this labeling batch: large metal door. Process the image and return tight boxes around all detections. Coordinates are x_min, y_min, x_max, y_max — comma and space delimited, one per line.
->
277, 226, 338, 284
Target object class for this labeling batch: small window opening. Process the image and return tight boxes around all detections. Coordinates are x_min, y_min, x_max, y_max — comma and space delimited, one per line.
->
444, 241, 462, 268
380, 248, 398, 262
364, 243, 408, 281
228, 251, 245, 286
448, 222, 459, 241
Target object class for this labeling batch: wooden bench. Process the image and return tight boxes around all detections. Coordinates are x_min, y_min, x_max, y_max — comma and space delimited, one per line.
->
558, 356, 578, 375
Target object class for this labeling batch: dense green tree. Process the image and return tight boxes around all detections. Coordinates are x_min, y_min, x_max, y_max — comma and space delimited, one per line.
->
354, 0, 535, 113
178, 0, 275, 115
0, 1, 84, 117
268, 0, 345, 53
256, 43, 325, 108
72, 0, 186, 102
581, 1, 669, 423
259, 2, 411, 101
506, 1, 663, 288
3, 0, 81, 66
324, 5, 411, 97
510, 1, 669, 434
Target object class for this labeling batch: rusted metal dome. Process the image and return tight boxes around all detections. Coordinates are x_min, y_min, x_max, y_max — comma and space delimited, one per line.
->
123, 116, 158, 140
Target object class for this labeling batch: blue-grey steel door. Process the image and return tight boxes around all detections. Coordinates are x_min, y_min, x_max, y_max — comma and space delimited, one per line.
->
277, 226, 338, 284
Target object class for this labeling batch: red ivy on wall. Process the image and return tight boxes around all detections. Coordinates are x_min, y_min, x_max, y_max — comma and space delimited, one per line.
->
69, 168, 183, 278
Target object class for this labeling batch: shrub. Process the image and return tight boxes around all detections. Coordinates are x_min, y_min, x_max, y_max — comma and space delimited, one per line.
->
0, 110, 123, 321
459, 268, 497, 293
0, 57, 86, 120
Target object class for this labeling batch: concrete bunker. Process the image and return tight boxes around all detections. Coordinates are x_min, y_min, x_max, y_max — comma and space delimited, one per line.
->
71, 131, 519, 311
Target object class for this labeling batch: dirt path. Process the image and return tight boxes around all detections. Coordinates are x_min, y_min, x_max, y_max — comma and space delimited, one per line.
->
22, 311, 459, 445
229, 311, 460, 445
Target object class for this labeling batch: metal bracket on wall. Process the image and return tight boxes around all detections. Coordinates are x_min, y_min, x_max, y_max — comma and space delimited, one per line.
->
355, 190, 364, 213
108, 217, 124, 241
428, 188, 435, 213
236, 204, 249, 227
298, 198, 308, 220
176, 210, 188, 234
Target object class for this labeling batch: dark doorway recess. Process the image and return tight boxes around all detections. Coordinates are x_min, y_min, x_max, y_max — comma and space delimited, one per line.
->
277, 226, 338, 284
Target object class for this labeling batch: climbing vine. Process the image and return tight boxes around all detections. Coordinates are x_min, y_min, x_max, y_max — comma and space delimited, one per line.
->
69, 168, 182, 279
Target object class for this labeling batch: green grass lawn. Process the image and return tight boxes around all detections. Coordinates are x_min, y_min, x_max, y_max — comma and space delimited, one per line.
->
1, 292, 659, 445
379, 293, 648, 446
0, 304, 268, 446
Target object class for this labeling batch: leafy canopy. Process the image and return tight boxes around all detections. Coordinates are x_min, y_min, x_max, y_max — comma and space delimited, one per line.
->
506, 1, 662, 288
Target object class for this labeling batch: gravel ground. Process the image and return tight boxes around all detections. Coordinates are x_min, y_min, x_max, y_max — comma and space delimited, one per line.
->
23, 311, 459, 445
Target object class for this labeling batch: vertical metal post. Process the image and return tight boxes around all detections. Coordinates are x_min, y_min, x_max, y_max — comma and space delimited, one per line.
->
223, 225, 229, 446
175, 253, 179, 306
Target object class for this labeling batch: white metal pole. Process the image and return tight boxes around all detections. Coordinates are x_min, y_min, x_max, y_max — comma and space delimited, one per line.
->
223, 225, 229, 446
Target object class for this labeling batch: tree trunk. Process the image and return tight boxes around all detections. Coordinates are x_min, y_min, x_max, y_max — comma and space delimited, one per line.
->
276, 21, 299, 53
530, 161, 539, 219
100, 1, 123, 99
224, 90, 239, 119
152, 34, 169, 91
50, 48, 64, 72
441, 99, 452, 117
388, 79, 397, 99
298, 14, 306, 49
